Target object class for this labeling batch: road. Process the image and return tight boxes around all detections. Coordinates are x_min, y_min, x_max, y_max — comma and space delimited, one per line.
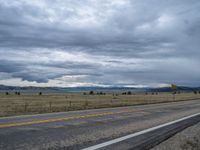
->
0, 99, 200, 150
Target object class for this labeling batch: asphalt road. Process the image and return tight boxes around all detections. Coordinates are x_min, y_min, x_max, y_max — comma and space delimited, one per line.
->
0, 99, 200, 150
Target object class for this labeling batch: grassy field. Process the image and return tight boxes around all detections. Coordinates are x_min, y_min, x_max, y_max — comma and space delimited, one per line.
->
0, 92, 200, 117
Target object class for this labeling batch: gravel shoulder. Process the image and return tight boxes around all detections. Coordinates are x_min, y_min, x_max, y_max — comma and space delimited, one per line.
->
151, 122, 200, 150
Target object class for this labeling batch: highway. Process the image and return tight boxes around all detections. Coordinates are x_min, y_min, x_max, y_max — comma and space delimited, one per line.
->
0, 99, 200, 150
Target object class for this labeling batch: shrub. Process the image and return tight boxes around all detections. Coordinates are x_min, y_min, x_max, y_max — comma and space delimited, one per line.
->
89, 91, 94, 95
127, 91, 132, 95
193, 91, 197, 94
122, 92, 126, 95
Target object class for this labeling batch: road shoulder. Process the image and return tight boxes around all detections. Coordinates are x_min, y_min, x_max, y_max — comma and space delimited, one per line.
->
151, 122, 200, 150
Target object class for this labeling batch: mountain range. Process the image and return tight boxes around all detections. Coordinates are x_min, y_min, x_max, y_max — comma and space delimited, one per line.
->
0, 85, 199, 93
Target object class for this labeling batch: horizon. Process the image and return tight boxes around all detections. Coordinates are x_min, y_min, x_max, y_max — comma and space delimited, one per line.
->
0, 84, 200, 89
0, 0, 200, 87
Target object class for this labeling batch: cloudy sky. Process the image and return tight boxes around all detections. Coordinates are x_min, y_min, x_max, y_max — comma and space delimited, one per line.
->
0, 0, 200, 87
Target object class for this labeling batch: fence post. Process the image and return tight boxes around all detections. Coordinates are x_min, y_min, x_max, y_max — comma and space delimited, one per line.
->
85, 100, 88, 109
69, 101, 71, 108
49, 102, 52, 112
173, 93, 175, 101
24, 102, 28, 112
65, 105, 67, 111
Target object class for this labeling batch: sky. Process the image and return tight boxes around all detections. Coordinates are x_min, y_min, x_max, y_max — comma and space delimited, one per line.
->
0, 0, 200, 87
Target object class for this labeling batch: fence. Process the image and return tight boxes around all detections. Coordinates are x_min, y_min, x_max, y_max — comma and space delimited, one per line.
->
0, 92, 200, 117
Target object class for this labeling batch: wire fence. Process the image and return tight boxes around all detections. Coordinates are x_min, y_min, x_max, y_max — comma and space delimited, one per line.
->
0, 92, 200, 117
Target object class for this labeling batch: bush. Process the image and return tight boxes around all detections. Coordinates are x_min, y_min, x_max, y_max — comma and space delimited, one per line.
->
122, 92, 126, 95
193, 91, 197, 94
127, 91, 132, 95
15, 92, 20, 95
89, 91, 94, 95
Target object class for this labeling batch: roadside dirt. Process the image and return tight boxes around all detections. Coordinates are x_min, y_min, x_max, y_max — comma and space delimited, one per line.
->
151, 122, 200, 150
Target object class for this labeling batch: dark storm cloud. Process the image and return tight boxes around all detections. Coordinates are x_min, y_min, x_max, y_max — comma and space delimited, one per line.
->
0, 53, 102, 83
0, 0, 200, 86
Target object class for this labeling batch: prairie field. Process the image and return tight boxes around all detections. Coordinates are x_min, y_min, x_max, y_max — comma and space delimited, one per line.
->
0, 92, 200, 117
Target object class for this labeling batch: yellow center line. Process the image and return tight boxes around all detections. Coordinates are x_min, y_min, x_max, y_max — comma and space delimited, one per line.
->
0, 109, 146, 128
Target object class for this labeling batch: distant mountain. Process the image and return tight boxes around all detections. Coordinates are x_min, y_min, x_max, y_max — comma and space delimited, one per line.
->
0, 85, 199, 93
0, 85, 138, 93
0, 85, 61, 93
148, 86, 200, 92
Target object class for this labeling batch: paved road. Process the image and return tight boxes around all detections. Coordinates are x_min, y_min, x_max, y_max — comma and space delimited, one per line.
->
0, 100, 200, 150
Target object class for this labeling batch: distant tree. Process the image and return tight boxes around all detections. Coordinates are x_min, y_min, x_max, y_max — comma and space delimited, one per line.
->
39, 92, 42, 96
199, 91, 200, 94
89, 91, 94, 95
193, 91, 197, 94
5, 92, 9, 95
145, 92, 148, 95
14, 91, 20, 95
127, 91, 132, 95
122, 92, 126, 95
152, 92, 154, 95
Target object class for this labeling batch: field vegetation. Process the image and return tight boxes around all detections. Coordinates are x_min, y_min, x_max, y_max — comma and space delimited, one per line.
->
0, 91, 200, 117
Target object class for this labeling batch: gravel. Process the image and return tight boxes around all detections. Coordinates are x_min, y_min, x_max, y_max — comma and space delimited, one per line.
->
151, 122, 200, 150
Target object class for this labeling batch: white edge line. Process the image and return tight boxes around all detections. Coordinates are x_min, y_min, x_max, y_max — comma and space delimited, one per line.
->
82, 112, 200, 150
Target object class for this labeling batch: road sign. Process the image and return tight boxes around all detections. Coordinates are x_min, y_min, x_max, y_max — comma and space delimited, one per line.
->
171, 84, 177, 90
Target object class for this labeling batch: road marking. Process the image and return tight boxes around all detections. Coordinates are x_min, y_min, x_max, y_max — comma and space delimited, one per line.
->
0, 109, 145, 128
82, 112, 200, 150
2, 99, 196, 129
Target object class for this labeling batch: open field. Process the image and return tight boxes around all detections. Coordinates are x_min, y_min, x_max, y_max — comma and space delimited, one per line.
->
0, 92, 200, 117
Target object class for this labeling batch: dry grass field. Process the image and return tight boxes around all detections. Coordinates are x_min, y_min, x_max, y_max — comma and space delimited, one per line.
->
0, 92, 200, 117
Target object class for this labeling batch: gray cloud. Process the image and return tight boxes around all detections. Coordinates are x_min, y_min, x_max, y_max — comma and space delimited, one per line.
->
0, 0, 200, 87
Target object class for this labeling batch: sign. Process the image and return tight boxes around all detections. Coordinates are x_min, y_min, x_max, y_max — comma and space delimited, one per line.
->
171, 84, 177, 90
